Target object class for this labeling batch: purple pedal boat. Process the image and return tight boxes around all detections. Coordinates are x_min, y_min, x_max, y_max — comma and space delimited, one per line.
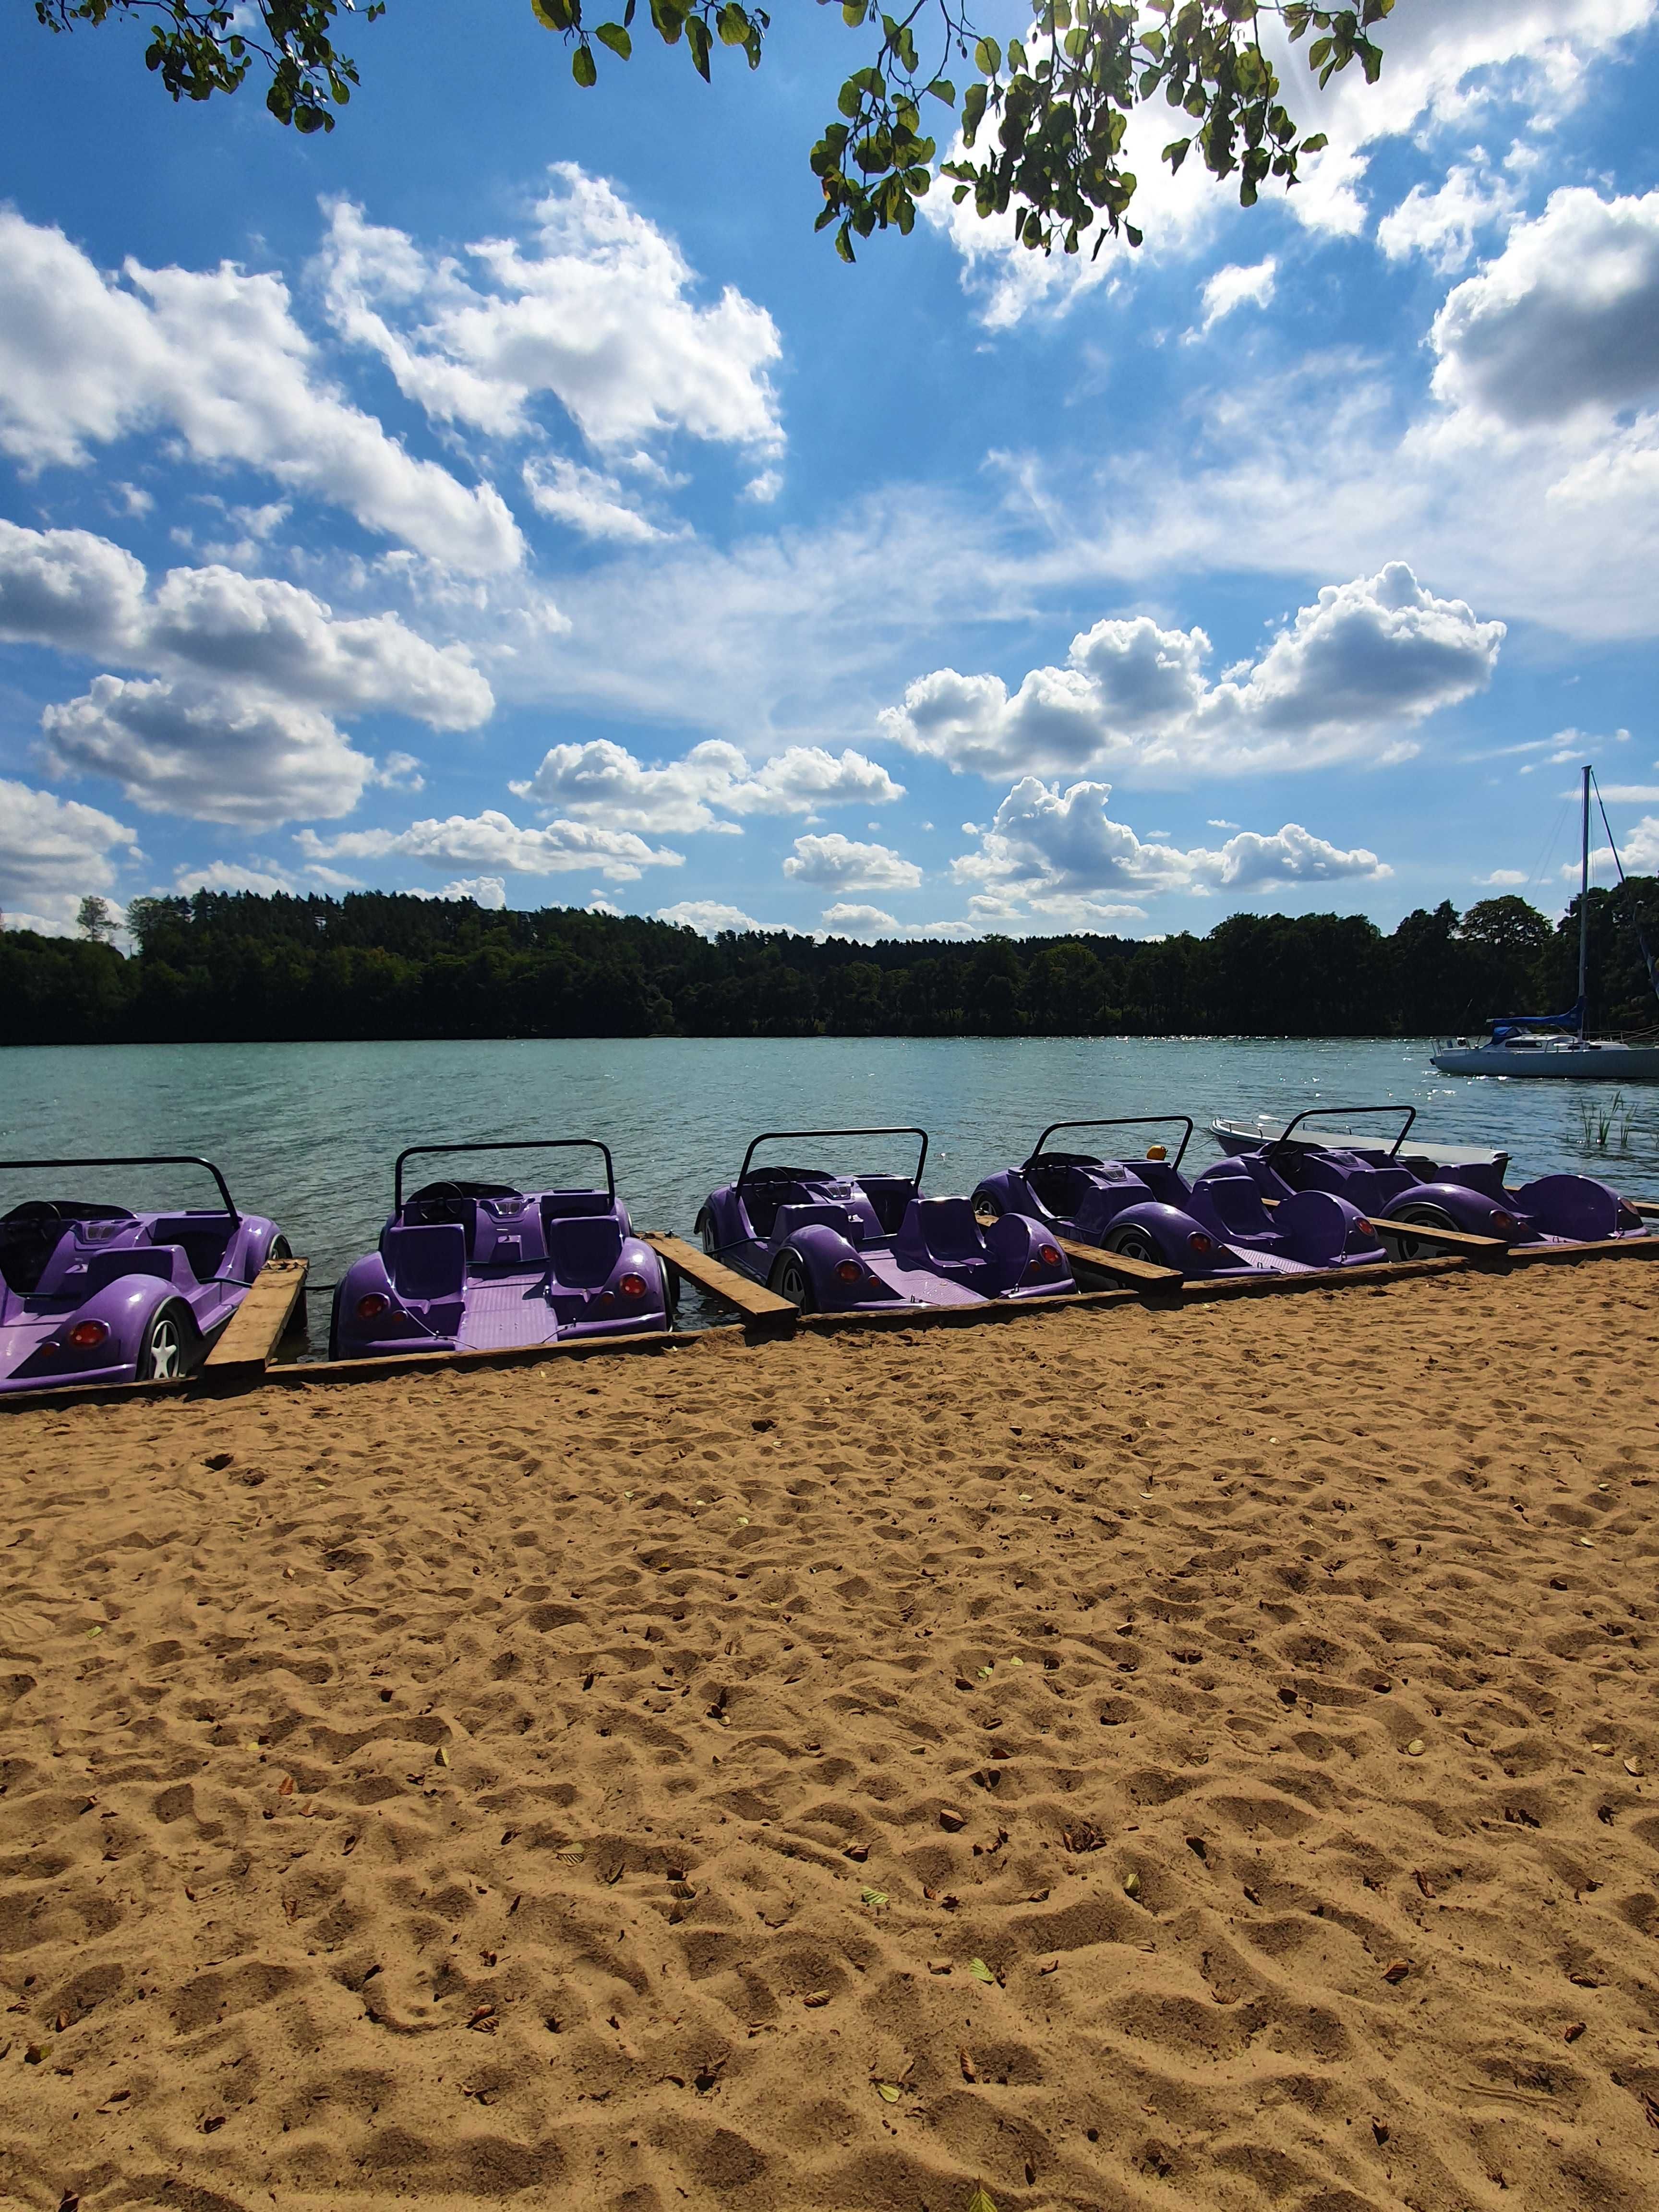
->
330, 1138, 671, 1360
973, 1116, 1387, 1280
0, 1154, 289, 1392
695, 1125, 1074, 1311
1213, 1104, 1648, 1257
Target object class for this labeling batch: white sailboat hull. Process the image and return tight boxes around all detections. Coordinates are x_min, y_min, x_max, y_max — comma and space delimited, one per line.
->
1431, 1041, 1659, 1081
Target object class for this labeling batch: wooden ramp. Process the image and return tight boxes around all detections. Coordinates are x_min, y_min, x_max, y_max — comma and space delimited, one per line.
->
203, 1257, 309, 1378
643, 1234, 797, 1330
1369, 1218, 1508, 1258
1054, 1233, 1182, 1291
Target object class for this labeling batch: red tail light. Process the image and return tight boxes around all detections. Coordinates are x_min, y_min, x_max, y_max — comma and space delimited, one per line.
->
618, 1272, 648, 1298
1038, 1243, 1062, 1268
1187, 1231, 1213, 1254
835, 1260, 863, 1283
357, 1293, 389, 1321
1353, 1218, 1374, 1239
68, 1319, 109, 1349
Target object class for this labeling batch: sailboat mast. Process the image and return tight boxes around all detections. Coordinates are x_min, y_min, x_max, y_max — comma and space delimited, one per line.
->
1578, 762, 1591, 1027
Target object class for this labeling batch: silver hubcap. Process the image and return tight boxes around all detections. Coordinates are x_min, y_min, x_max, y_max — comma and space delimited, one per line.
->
778, 1258, 807, 1303
149, 1319, 182, 1379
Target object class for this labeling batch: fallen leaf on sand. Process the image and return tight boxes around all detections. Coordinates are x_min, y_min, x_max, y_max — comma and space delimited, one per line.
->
278, 1775, 295, 1796
938, 1808, 966, 1832
959, 2047, 976, 2081
1625, 1757, 1645, 1777
803, 1990, 830, 2008
875, 2082, 901, 2103
1565, 2021, 1587, 2043
435, 1746, 451, 1767
927, 1959, 951, 1975
1407, 1739, 1425, 1755
861, 1888, 890, 1907
555, 1841, 585, 1862
1038, 1957, 1059, 1975
1382, 1960, 1411, 1984
1123, 1870, 1142, 1898
1414, 1870, 1436, 1899
967, 2185, 999, 2212
968, 1958, 996, 1985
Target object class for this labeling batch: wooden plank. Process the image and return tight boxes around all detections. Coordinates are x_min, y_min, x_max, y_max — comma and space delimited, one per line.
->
1054, 1233, 1183, 1290
204, 1257, 309, 1373
1369, 1218, 1508, 1257
643, 1233, 797, 1322
1501, 1232, 1659, 1268
256, 1322, 700, 1389
1181, 1254, 1467, 1300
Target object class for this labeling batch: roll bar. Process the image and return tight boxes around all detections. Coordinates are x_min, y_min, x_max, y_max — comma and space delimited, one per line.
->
736, 1126, 928, 1191
395, 1138, 615, 1215
1263, 1105, 1416, 1163
1025, 1115, 1194, 1174
0, 1154, 238, 1220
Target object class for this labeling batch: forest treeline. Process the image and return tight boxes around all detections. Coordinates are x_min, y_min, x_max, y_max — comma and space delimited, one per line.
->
7, 883, 1659, 1046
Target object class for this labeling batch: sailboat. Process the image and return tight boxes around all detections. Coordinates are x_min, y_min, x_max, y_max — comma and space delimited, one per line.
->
1432, 767, 1659, 1080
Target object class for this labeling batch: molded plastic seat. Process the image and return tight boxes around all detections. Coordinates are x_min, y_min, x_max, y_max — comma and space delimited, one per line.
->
539, 1189, 616, 1220
383, 1221, 467, 1301
1199, 1174, 1276, 1241
151, 1216, 234, 1282
902, 1196, 987, 1267
546, 1214, 624, 1288
1513, 1174, 1621, 1240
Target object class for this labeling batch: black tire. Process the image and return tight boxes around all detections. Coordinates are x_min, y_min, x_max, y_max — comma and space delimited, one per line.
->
769, 1248, 814, 1311
698, 1211, 718, 1257
1106, 1223, 1163, 1267
271, 1235, 292, 1261
138, 1300, 194, 1381
974, 1188, 1004, 1223
1389, 1202, 1456, 1262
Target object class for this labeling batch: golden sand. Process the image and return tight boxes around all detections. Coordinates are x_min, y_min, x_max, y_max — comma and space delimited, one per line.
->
2, 1264, 1658, 2212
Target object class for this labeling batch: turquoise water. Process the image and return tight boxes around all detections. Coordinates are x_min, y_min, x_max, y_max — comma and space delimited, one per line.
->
3, 1035, 1655, 1307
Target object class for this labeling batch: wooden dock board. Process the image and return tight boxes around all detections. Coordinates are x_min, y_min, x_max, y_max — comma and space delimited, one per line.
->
1054, 1233, 1183, 1291
1370, 1218, 1509, 1257
204, 1257, 309, 1374
643, 1234, 797, 1323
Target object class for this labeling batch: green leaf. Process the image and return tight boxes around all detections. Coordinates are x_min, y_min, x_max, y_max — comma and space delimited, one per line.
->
1007, 36, 1026, 72
717, 2, 749, 46
861, 1886, 890, 1906
834, 222, 856, 263
842, 0, 866, 19
926, 76, 955, 104
530, 0, 579, 26
974, 35, 1000, 75
685, 12, 710, 78
968, 2186, 999, 2212
571, 41, 597, 83
876, 2080, 902, 2102
649, 0, 685, 41
1300, 130, 1327, 152
968, 1957, 996, 1984
594, 20, 632, 57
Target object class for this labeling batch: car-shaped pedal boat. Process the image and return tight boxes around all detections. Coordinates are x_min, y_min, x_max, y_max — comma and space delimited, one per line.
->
330, 1138, 671, 1360
1214, 1105, 1648, 1257
972, 1115, 1386, 1279
695, 1125, 1074, 1311
0, 1153, 289, 1393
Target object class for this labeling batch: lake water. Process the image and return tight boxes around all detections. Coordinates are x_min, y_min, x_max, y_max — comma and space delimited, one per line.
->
3, 1036, 1655, 1331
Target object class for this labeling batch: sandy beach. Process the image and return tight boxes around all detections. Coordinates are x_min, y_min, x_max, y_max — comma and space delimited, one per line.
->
2, 1263, 1657, 2212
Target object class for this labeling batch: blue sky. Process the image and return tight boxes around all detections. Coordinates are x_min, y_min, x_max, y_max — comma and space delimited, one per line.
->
4, 0, 1659, 943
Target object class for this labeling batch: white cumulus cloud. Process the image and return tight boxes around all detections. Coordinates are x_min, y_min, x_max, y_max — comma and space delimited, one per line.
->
0, 520, 491, 825
509, 738, 902, 833
320, 174, 783, 459
0, 777, 140, 934
297, 810, 684, 883
782, 834, 923, 892
820, 902, 899, 936
656, 899, 768, 935
952, 777, 1389, 924
1432, 186, 1659, 429
882, 564, 1502, 784
1198, 258, 1277, 331
0, 211, 521, 575
1378, 159, 1518, 274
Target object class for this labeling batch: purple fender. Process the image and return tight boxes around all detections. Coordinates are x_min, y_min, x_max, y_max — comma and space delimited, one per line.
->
971, 1169, 1042, 1220
1272, 1189, 1388, 1267
777, 1220, 906, 1310
0, 1265, 196, 1391
1381, 1178, 1525, 1241
1509, 1174, 1645, 1244
1093, 1200, 1240, 1279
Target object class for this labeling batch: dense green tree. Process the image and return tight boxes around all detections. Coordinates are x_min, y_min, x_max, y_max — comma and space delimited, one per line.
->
35, 0, 1395, 262
14, 878, 1659, 1048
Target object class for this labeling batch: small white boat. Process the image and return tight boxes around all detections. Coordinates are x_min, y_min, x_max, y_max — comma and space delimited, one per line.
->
1210, 1115, 1508, 1177
1433, 765, 1659, 1082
